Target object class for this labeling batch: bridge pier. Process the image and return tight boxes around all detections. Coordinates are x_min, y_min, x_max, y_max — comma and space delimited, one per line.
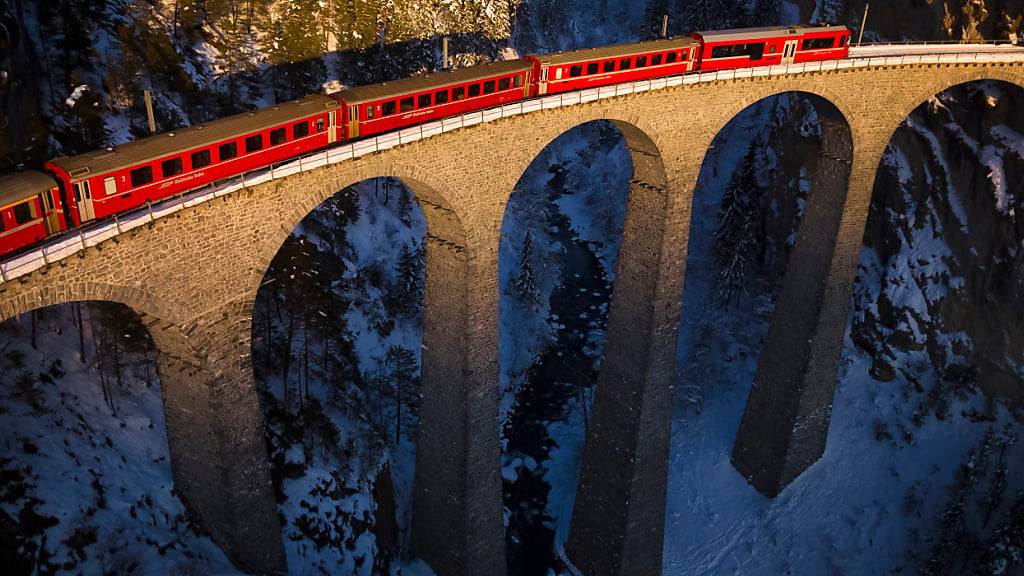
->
148, 300, 286, 574
566, 124, 687, 575
412, 193, 506, 576
731, 117, 859, 497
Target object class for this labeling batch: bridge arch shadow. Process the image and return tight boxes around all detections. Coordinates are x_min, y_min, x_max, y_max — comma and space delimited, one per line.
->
249, 170, 480, 573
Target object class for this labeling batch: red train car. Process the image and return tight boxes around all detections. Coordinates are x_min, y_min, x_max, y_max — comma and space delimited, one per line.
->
45, 95, 340, 226
333, 60, 533, 140
525, 36, 700, 96
692, 24, 851, 72
0, 171, 67, 258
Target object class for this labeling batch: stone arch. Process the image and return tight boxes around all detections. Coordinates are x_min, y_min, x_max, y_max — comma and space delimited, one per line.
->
500, 116, 683, 575
0, 281, 170, 326
247, 166, 494, 576
862, 76, 1024, 402
697, 90, 856, 498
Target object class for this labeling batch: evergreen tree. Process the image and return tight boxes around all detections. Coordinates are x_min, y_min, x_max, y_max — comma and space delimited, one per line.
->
714, 141, 761, 304
389, 242, 424, 317
514, 232, 540, 306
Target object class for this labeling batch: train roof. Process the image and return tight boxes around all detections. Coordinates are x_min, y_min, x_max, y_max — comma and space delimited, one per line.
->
49, 94, 339, 179
0, 171, 57, 209
335, 60, 533, 106
694, 24, 850, 43
528, 36, 700, 66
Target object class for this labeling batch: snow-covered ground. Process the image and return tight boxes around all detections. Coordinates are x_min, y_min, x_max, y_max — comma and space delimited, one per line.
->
0, 306, 239, 575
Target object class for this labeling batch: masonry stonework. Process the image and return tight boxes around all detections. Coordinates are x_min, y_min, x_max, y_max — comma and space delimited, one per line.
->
0, 62, 1021, 575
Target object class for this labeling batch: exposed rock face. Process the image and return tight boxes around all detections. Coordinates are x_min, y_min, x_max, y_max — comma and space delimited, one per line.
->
855, 81, 1024, 402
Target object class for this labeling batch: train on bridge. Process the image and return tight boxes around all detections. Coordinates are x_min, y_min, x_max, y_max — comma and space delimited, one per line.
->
0, 24, 850, 259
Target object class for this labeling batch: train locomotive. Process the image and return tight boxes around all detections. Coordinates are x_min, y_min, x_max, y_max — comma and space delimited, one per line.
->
0, 24, 850, 259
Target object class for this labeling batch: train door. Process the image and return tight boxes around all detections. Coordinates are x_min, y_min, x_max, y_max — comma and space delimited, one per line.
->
39, 191, 60, 233
74, 180, 95, 222
782, 40, 799, 64
539, 67, 549, 95
347, 106, 359, 140
328, 112, 338, 144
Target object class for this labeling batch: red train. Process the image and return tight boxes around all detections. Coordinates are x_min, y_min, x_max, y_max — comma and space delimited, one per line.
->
0, 24, 850, 259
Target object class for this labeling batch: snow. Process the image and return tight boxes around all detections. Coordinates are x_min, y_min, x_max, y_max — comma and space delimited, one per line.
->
0, 307, 240, 575
64, 84, 90, 107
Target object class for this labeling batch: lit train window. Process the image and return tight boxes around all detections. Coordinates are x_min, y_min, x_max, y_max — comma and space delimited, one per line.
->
245, 134, 263, 153
366, 106, 375, 119
400, 97, 415, 112
316, 117, 325, 132
666, 52, 677, 64
587, 63, 599, 75
468, 84, 481, 97
604, 60, 615, 72
192, 149, 212, 168
453, 87, 465, 101
652, 54, 663, 66
620, 57, 632, 70
499, 77, 510, 91
131, 166, 154, 187
483, 80, 496, 94
219, 142, 237, 161
293, 121, 309, 138
383, 101, 396, 116
161, 157, 183, 178
270, 128, 287, 146
13, 202, 33, 225
418, 93, 432, 108
514, 75, 524, 88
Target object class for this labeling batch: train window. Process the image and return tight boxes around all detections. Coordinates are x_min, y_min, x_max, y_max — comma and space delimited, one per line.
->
13, 202, 33, 225
498, 77, 510, 91
750, 43, 765, 60
636, 56, 647, 67
400, 97, 415, 112
162, 157, 183, 178
712, 44, 750, 59
483, 80, 496, 94
514, 74, 524, 88
436, 90, 449, 104
604, 60, 615, 72
620, 57, 632, 70
453, 86, 466, 101
366, 106, 376, 119
418, 93, 432, 108
316, 117, 325, 132
192, 149, 212, 168
383, 101, 396, 116
220, 142, 238, 161
293, 121, 309, 138
666, 52, 677, 64
587, 62, 599, 75
270, 128, 287, 146
468, 84, 481, 97
839, 35, 848, 47
652, 54, 663, 66
769, 45, 777, 54
245, 134, 263, 153
803, 37, 835, 50
131, 166, 154, 187
0, 214, 4, 231
569, 65, 582, 78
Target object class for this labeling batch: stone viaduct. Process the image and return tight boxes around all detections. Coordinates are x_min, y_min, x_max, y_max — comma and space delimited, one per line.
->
0, 58, 1022, 575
